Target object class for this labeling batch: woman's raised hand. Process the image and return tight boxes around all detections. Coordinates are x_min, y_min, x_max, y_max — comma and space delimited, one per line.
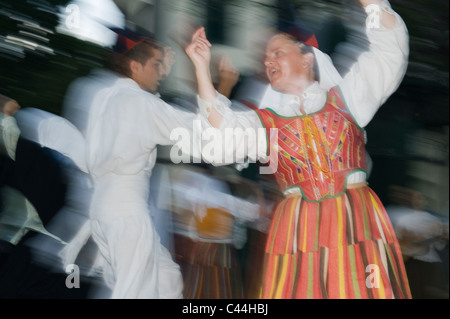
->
185, 27, 212, 72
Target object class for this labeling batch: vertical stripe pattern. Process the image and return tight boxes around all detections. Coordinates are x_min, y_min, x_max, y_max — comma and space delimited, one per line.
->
174, 234, 244, 299
260, 185, 411, 299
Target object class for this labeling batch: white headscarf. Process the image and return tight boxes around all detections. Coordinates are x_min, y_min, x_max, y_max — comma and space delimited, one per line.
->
260, 47, 343, 108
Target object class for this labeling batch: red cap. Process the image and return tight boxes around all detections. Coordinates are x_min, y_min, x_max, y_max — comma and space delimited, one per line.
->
305, 34, 319, 49
121, 36, 146, 53
283, 25, 319, 49
110, 28, 156, 54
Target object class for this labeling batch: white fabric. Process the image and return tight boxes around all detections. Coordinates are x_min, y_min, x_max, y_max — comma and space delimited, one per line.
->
8, 108, 90, 247
62, 68, 120, 136
148, 163, 176, 253
313, 47, 344, 91
260, 82, 328, 115
0, 186, 66, 245
171, 168, 259, 222
12, 108, 97, 278
196, 1, 409, 186
340, 3, 409, 128
83, 77, 198, 298
387, 206, 447, 263
16, 107, 88, 173
0, 114, 20, 160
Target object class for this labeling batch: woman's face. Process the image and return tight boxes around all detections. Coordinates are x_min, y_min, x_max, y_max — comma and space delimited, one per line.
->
264, 35, 309, 94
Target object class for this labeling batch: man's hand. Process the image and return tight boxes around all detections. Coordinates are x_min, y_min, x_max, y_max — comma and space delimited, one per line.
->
0, 100, 20, 116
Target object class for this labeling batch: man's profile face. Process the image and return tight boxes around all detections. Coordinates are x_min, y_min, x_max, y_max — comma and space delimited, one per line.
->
132, 48, 165, 92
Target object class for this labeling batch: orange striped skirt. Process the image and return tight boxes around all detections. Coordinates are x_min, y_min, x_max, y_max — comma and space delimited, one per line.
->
260, 185, 412, 299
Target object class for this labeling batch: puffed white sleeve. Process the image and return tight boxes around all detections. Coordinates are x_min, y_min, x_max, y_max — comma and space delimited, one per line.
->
195, 91, 268, 165
339, 0, 409, 128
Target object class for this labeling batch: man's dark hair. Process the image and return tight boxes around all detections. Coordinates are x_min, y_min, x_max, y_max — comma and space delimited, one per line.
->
110, 38, 165, 78
108, 28, 165, 78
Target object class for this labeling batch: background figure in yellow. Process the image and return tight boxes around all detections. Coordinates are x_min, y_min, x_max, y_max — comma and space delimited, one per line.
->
169, 164, 263, 298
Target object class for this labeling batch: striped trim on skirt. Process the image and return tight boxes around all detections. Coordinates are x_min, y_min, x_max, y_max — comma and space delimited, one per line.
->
260, 185, 412, 299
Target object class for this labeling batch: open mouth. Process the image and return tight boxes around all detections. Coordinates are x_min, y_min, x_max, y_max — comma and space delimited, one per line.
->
267, 68, 280, 80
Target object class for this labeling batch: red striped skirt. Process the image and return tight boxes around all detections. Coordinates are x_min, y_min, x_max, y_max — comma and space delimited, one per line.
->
174, 234, 244, 299
260, 185, 412, 299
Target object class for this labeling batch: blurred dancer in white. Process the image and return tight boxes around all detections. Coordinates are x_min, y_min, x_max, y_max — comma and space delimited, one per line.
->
86, 33, 192, 299
62, 31, 198, 298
